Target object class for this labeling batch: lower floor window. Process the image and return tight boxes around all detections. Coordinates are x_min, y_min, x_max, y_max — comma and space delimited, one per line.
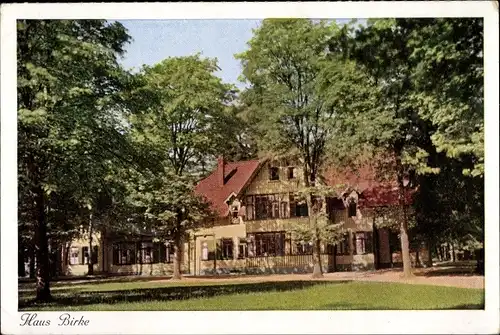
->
248, 232, 285, 257
238, 239, 248, 259
295, 241, 313, 255
82, 246, 89, 265
218, 238, 234, 260
336, 233, 350, 255
112, 241, 172, 265
69, 247, 79, 265
353, 232, 373, 255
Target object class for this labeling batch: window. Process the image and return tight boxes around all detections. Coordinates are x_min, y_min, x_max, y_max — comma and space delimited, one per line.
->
81, 247, 89, 265
201, 242, 209, 261
245, 196, 255, 220
353, 232, 373, 255
218, 238, 234, 260
272, 202, 280, 218
280, 201, 289, 218
287, 167, 296, 179
113, 241, 170, 265
158, 242, 171, 263
69, 247, 79, 265
250, 232, 285, 257
246, 194, 289, 221
295, 241, 313, 255
138, 242, 153, 264
238, 239, 248, 259
336, 233, 350, 255
348, 201, 357, 217
269, 166, 279, 181
290, 194, 308, 217
113, 243, 136, 265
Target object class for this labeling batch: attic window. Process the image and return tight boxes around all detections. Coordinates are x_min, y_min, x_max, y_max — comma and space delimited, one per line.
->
348, 201, 357, 217
287, 167, 296, 180
231, 205, 239, 218
269, 167, 279, 181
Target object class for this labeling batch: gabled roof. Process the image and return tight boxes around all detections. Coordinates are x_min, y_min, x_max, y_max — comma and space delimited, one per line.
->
195, 159, 262, 217
323, 165, 413, 207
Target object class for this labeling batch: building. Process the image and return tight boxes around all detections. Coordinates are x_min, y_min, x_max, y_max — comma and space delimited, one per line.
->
56, 156, 426, 277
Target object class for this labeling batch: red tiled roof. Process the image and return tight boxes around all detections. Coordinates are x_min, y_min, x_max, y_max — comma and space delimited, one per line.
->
195, 159, 262, 217
323, 165, 413, 207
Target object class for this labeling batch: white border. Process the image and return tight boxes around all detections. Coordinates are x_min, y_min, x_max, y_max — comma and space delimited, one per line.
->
1, 2, 499, 335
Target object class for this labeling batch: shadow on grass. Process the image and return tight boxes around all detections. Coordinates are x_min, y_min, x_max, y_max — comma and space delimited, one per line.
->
19, 280, 350, 310
18, 273, 282, 289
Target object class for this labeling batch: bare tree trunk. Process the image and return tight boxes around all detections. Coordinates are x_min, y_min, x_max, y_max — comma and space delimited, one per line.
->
451, 243, 456, 263
172, 233, 183, 280
87, 213, 94, 276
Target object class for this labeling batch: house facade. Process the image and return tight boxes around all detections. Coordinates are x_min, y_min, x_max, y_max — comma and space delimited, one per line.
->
58, 156, 426, 277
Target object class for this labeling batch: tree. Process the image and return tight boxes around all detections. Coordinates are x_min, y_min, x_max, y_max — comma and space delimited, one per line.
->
405, 18, 484, 177
320, 19, 431, 277
320, 18, 484, 277
128, 55, 235, 279
17, 19, 131, 301
237, 19, 348, 278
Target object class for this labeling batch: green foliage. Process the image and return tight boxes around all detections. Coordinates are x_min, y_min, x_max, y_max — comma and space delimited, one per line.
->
237, 19, 347, 276
17, 19, 133, 297
404, 19, 484, 177
128, 172, 213, 239
236, 19, 336, 176
129, 54, 237, 175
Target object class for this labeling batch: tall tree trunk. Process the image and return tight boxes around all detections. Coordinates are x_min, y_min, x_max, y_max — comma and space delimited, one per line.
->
398, 178, 413, 278
302, 160, 323, 278
87, 213, 94, 276
62, 242, 70, 276
34, 185, 52, 302
311, 233, 323, 278
18, 245, 26, 277
451, 243, 456, 263
426, 239, 433, 267
172, 232, 183, 280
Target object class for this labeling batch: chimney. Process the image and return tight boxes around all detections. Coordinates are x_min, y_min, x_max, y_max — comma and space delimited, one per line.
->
218, 155, 225, 185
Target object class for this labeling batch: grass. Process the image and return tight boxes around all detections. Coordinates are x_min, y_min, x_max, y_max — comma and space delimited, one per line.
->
18, 278, 484, 311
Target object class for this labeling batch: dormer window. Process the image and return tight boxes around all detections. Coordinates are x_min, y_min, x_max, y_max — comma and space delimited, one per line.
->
348, 201, 357, 217
269, 166, 279, 181
231, 206, 239, 218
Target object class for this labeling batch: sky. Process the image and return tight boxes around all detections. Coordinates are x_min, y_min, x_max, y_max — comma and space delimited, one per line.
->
119, 20, 262, 89
118, 19, 352, 90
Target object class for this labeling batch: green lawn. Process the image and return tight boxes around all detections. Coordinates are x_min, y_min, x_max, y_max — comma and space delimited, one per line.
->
18, 279, 484, 311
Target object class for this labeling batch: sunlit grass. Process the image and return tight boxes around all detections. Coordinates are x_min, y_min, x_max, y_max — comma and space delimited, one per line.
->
19, 279, 484, 311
